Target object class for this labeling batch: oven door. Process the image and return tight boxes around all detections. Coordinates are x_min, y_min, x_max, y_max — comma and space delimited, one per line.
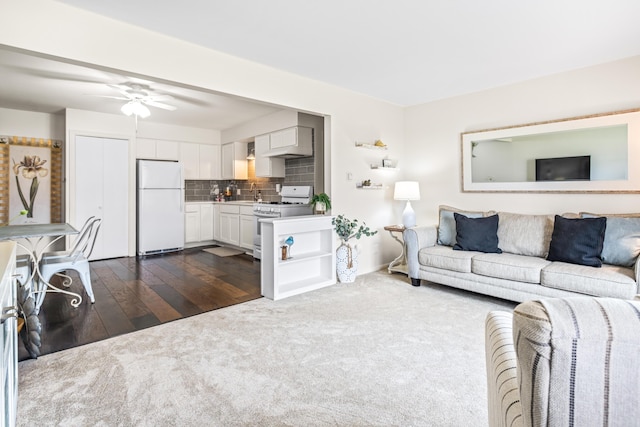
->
253, 211, 279, 259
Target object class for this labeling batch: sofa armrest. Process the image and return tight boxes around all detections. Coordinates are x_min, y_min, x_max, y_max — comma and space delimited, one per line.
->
485, 311, 523, 427
635, 257, 640, 294
403, 225, 437, 279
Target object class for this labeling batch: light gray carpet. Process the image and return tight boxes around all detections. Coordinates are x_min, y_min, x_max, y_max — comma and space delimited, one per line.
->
17, 271, 516, 426
203, 247, 246, 257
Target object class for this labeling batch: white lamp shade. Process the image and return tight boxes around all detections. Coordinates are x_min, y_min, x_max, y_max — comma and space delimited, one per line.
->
121, 100, 151, 118
394, 181, 420, 228
394, 181, 420, 200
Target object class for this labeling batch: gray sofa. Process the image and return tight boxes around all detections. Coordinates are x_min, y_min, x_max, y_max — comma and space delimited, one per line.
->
404, 206, 640, 302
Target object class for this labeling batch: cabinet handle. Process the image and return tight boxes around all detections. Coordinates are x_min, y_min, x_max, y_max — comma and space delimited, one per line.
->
1, 305, 18, 324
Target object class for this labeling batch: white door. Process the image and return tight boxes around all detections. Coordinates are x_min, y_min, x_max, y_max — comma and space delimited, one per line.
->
74, 135, 129, 260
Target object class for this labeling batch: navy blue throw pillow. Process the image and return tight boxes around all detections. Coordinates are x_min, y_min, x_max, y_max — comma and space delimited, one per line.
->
453, 213, 502, 253
547, 215, 606, 267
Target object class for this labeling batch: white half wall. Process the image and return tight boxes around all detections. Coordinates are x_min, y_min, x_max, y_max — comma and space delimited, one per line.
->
404, 55, 640, 225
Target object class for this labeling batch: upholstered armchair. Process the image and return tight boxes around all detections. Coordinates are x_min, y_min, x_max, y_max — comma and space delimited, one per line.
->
485, 297, 640, 427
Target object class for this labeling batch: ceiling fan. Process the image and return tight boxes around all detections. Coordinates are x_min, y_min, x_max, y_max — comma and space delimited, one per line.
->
98, 83, 177, 118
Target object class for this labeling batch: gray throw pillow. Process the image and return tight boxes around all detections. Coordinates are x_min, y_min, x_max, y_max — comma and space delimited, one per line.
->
437, 205, 485, 246
497, 212, 554, 258
581, 214, 640, 267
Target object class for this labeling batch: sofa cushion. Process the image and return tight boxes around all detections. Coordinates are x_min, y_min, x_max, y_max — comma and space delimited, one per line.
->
541, 262, 637, 299
472, 253, 551, 284
418, 245, 475, 273
546, 216, 606, 267
581, 214, 640, 267
453, 213, 502, 253
437, 205, 487, 246
497, 212, 554, 258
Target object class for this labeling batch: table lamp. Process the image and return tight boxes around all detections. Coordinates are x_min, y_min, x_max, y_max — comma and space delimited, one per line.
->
394, 181, 420, 228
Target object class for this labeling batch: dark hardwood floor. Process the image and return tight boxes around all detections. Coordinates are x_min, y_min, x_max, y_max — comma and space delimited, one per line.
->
18, 246, 261, 361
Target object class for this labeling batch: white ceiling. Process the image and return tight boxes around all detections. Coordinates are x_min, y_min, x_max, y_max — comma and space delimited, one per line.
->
3, 1, 640, 131
0, 48, 283, 130
54, 0, 640, 106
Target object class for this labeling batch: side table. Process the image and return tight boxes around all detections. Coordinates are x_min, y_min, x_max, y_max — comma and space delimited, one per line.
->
384, 225, 407, 275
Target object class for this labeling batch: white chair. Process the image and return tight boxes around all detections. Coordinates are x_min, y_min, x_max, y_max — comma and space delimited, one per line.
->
41, 216, 96, 260
37, 217, 102, 308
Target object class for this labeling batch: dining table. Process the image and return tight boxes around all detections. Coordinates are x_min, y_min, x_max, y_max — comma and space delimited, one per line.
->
0, 223, 80, 312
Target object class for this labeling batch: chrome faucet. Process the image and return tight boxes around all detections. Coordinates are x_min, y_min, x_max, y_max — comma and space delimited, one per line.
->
250, 182, 259, 201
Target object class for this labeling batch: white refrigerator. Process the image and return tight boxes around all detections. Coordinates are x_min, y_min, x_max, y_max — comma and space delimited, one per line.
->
137, 159, 185, 256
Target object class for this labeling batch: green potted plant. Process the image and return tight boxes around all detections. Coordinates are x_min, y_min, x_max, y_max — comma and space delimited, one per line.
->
310, 192, 332, 215
332, 214, 377, 283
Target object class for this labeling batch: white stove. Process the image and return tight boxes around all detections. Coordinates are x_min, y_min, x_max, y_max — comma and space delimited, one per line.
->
253, 185, 314, 259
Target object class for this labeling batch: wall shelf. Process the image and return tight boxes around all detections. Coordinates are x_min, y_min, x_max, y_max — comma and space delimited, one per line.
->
370, 164, 397, 170
356, 183, 384, 189
355, 142, 387, 150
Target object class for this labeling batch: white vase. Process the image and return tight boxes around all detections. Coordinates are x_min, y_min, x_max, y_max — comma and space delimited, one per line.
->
315, 202, 326, 215
336, 241, 358, 283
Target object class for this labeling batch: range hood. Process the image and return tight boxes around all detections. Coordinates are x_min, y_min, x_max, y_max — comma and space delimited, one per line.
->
263, 146, 311, 158
263, 126, 313, 158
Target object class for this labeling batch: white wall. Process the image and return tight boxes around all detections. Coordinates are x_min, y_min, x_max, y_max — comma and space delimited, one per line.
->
404, 55, 640, 225
222, 109, 298, 143
138, 121, 220, 145
0, 107, 64, 140
2, 0, 405, 274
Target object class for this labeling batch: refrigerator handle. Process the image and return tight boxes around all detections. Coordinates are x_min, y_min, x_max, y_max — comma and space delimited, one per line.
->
180, 188, 185, 213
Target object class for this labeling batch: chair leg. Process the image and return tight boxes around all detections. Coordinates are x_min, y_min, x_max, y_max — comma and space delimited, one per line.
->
78, 265, 95, 304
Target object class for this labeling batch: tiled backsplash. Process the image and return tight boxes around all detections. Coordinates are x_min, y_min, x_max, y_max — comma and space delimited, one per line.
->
185, 156, 315, 202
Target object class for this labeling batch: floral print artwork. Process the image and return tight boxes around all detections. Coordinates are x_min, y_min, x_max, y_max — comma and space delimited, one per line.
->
10, 146, 51, 224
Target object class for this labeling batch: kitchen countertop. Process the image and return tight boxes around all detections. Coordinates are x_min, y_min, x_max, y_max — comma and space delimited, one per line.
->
186, 200, 256, 205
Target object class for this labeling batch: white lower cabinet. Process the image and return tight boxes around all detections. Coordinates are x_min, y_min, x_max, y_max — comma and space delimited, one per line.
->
200, 203, 214, 241
213, 205, 220, 241
219, 204, 240, 246
0, 242, 17, 427
185, 203, 215, 245
260, 216, 336, 301
239, 206, 254, 250
185, 204, 201, 243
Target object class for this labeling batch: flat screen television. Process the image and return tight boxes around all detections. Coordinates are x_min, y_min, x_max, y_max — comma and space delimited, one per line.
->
535, 155, 590, 181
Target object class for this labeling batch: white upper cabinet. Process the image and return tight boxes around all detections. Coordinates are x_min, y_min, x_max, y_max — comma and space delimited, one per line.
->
155, 140, 180, 160
255, 133, 285, 178
181, 143, 221, 180
269, 126, 312, 155
136, 138, 179, 160
221, 141, 248, 180
180, 143, 199, 180
199, 144, 221, 180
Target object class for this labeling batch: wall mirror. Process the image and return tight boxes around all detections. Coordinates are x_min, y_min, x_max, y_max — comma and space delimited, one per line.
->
461, 108, 640, 193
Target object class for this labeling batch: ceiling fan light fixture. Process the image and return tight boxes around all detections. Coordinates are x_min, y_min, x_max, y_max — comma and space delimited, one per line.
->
121, 100, 150, 118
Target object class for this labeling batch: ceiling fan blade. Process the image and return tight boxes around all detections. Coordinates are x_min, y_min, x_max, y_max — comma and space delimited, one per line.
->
145, 100, 177, 111
90, 95, 129, 100
146, 94, 174, 102
107, 84, 135, 99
